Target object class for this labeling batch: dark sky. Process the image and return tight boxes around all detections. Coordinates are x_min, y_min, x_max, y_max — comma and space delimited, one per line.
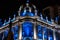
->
0, 0, 60, 20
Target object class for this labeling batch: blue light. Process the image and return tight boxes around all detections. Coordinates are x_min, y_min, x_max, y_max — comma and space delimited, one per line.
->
11, 18, 15, 22
44, 34, 48, 39
14, 33, 18, 39
12, 27, 14, 33
4, 30, 8, 37
48, 21, 52, 24
12, 25, 19, 40
22, 21, 33, 37
43, 19, 46, 22
5, 21, 10, 25
20, 11, 35, 16
22, 37, 33, 40
43, 28, 48, 39
38, 33, 42, 38
49, 36, 53, 40
14, 25, 19, 31
28, 12, 35, 16
48, 29, 53, 40
20, 10, 27, 16
43, 27, 47, 32
37, 25, 43, 39
37, 25, 42, 31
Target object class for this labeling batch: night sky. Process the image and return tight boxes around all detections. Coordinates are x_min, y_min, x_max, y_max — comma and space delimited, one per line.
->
0, 0, 60, 20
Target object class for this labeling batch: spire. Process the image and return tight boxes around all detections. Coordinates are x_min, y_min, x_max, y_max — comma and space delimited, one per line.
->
26, 0, 29, 3
26, 0, 29, 7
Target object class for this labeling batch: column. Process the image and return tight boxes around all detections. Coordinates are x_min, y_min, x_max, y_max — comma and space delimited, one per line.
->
53, 29, 56, 40
34, 22, 37, 40
18, 22, 22, 40
43, 31, 44, 40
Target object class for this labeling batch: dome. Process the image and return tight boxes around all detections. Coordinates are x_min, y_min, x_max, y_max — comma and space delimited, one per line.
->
18, 3, 37, 17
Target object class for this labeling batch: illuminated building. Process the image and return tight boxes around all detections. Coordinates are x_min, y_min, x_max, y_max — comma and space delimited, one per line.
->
0, 0, 60, 40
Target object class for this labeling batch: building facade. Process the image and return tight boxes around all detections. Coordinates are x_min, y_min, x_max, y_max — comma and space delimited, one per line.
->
0, 3, 60, 40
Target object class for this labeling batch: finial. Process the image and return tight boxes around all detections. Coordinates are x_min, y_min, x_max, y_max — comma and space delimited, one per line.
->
46, 16, 48, 22
9, 17, 11, 23
26, 0, 29, 3
26, 3, 29, 7
11, 14, 16, 22
40, 13, 43, 20
14, 14, 16, 20
26, 0, 29, 7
